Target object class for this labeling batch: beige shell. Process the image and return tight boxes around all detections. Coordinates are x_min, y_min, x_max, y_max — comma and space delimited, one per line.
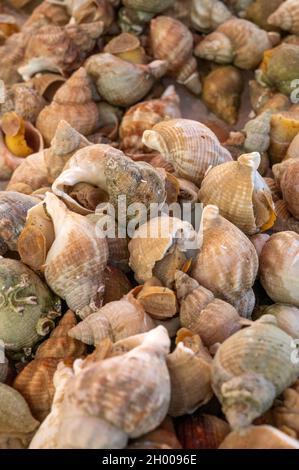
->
22, 1, 70, 31
0, 32, 27, 85
29, 73, 66, 101
119, 85, 181, 154
194, 18, 273, 70
175, 271, 244, 349
243, 111, 271, 154
104, 32, 147, 64
271, 379, 299, 439
260, 231, 299, 307
36, 68, 99, 145
191, 0, 232, 33
150, 16, 201, 94
280, 160, 299, 219
256, 304, 299, 339
136, 285, 178, 319
41, 192, 108, 318
219, 425, 299, 449
0, 383, 39, 449
85, 53, 167, 107
122, 0, 175, 13
128, 418, 182, 449
272, 199, 299, 234
166, 331, 212, 416
191, 205, 258, 315
199, 152, 276, 235
268, 0, 299, 35
0, 82, 46, 123
212, 315, 299, 430
68, 291, 155, 345
128, 215, 198, 284
142, 118, 232, 185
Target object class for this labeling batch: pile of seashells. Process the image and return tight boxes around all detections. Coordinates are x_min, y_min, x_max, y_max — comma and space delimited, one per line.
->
1, 0, 299, 450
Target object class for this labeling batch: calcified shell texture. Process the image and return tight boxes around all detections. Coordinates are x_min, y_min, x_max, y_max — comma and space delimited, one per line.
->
1, 0, 299, 451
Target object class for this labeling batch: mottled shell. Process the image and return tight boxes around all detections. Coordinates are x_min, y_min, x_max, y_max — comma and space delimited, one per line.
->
0, 32, 27, 85
176, 413, 230, 449
191, 0, 232, 33
42, 193, 108, 318
68, 292, 155, 345
212, 316, 299, 430
260, 231, 299, 307
219, 425, 299, 449
199, 152, 276, 235
0, 383, 39, 449
0, 257, 60, 354
195, 18, 273, 70
0, 191, 38, 253
142, 119, 232, 185
129, 215, 198, 283
36, 68, 99, 145
85, 53, 167, 107
268, 0, 299, 35
167, 333, 212, 416
191, 205, 258, 312
119, 85, 181, 154
0, 83, 45, 123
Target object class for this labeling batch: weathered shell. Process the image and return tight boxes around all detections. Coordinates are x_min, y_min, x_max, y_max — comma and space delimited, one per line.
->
0, 383, 39, 449
191, 0, 232, 33
85, 53, 167, 107
142, 118, 232, 185
175, 413, 230, 449
129, 215, 198, 284
29, 73, 66, 101
199, 152, 276, 235
22, 1, 70, 31
243, 111, 271, 154
212, 315, 299, 430
36, 68, 99, 145
0, 32, 27, 85
191, 205, 258, 315
41, 193, 108, 318
0, 257, 61, 355
6, 151, 48, 194
260, 231, 299, 307
65, 0, 114, 28
268, 0, 299, 35
249, 80, 290, 116
150, 16, 201, 94
0, 82, 46, 123
219, 425, 299, 449
256, 304, 299, 339
136, 285, 178, 319
270, 379, 299, 439
68, 292, 155, 345
167, 331, 212, 416
195, 18, 273, 70
119, 85, 181, 154
0, 191, 38, 254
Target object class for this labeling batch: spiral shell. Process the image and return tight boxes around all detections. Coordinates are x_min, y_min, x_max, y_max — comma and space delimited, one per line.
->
191, 0, 232, 33
142, 119, 232, 185
0, 32, 27, 85
0, 82, 46, 123
268, 0, 299, 35
212, 315, 299, 430
199, 152, 276, 235
219, 425, 299, 449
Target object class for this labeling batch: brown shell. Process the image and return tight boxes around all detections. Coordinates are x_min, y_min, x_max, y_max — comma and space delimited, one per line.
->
103, 266, 132, 304
176, 414, 230, 449
219, 425, 299, 449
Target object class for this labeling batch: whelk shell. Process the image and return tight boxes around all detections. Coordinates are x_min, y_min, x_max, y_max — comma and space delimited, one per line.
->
104, 32, 147, 64
256, 304, 299, 339
219, 425, 299, 449
191, 0, 232, 33
268, 0, 299, 35
136, 284, 178, 319
175, 413, 230, 449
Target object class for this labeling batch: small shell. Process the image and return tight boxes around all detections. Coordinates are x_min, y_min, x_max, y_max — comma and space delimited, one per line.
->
30, 73, 66, 101
256, 304, 299, 339
194, 18, 273, 70
142, 118, 232, 186
167, 331, 213, 416
249, 79, 290, 116
136, 285, 178, 319
68, 292, 155, 345
219, 425, 299, 449
191, 205, 258, 315
202, 66, 244, 125
0, 383, 39, 449
212, 316, 299, 430
260, 231, 299, 307
175, 413, 230, 449
85, 53, 168, 107
268, 0, 299, 35
191, 0, 232, 33
128, 215, 198, 283
119, 85, 181, 155
150, 16, 201, 94
104, 32, 147, 64
36, 68, 99, 145
199, 152, 276, 235
0, 191, 38, 253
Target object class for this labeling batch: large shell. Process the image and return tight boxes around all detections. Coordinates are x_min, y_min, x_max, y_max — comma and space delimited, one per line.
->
194, 18, 273, 70
68, 292, 155, 345
142, 118, 232, 185
191, 205, 258, 314
36, 68, 99, 145
0, 257, 61, 355
259, 231, 299, 307
166, 332, 212, 416
85, 53, 168, 107
128, 215, 198, 284
199, 152, 276, 235
175, 413, 230, 449
119, 85, 181, 154
0, 383, 39, 449
0, 191, 38, 254
219, 425, 299, 449
268, 0, 299, 35
212, 315, 299, 430
41, 192, 108, 318
256, 304, 299, 339
149, 16, 201, 94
